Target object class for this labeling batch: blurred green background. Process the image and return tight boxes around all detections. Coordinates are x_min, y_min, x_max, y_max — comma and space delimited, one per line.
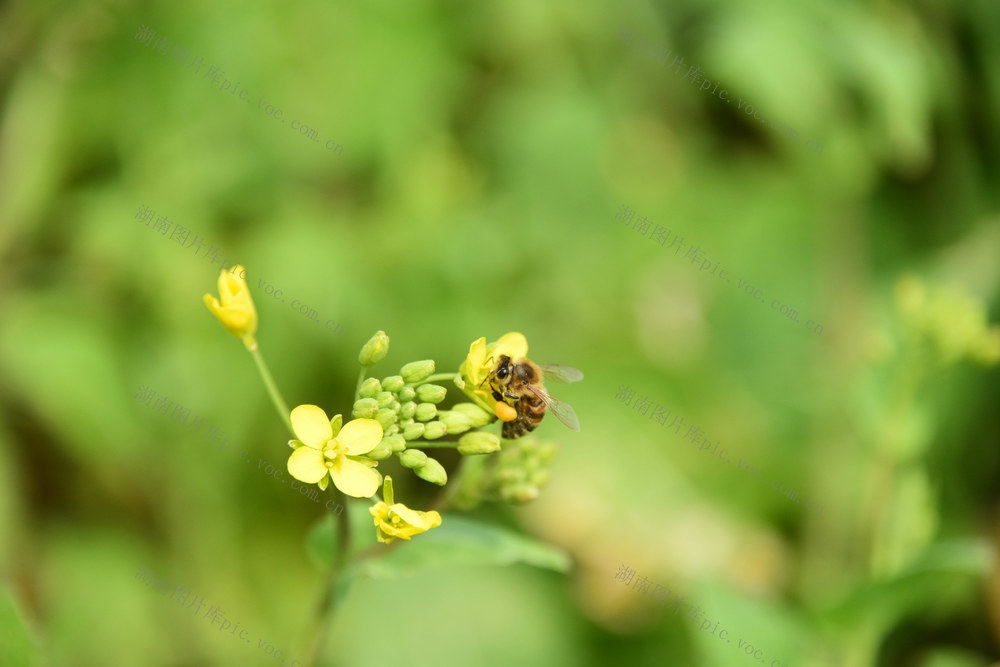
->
1, 0, 999, 665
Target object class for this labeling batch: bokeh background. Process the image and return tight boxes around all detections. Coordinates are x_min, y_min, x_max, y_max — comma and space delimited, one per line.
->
2, 0, 999, 665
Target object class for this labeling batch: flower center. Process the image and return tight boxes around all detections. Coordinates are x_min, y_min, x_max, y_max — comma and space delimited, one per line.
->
323, 438, 344, 468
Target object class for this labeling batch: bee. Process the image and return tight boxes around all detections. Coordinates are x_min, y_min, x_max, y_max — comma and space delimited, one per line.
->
480, 354, 583, 439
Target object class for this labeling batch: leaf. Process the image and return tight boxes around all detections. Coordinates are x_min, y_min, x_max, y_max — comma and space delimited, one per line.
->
0, 586, 39, 667
826, 539, 991, 628
305, 500, 377, 570
353, 514, 571, 579
304, 512, 339, 571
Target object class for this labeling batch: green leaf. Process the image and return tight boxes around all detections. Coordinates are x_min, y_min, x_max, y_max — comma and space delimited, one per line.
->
0, 587, 39, 667
353, 514, 571, 579
305, 512, 339, 571
826, 539, 991, 629
305, 500, 379, 570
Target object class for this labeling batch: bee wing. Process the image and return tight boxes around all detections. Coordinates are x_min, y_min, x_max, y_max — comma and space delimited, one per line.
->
523, 383, 581, 432
537, 364, 584, 384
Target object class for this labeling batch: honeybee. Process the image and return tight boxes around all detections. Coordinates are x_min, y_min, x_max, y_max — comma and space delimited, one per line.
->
480, 354, 583, 439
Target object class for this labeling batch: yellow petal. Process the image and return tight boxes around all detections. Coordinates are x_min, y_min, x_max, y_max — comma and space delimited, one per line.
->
369, 502, 390, 522
331, 457, 381, 498
337, 418, 383, 455
461, 337, 487, 380
390, 503, 441, 530
493, 332, 528, 359
287, 447, 328, 483
290, 405, 333, 447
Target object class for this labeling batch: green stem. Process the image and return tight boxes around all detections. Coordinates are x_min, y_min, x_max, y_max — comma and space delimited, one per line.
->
355, 367, 368, 402
251, 347, 294, 436
408, 372, 458, 387
408, 440, 461, 448
302, 489, 351, 666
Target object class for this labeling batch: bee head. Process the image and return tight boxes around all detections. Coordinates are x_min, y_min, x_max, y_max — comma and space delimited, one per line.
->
496, 355, 512, 380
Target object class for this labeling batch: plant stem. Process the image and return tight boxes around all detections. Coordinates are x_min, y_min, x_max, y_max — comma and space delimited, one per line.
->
355, 367, 368, 402
302, 489, 352, 665
408, 372, 458, 387
251, 347, 293, 436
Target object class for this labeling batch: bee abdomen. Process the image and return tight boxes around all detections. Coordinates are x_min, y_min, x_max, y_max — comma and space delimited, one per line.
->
502, 418, 538, 439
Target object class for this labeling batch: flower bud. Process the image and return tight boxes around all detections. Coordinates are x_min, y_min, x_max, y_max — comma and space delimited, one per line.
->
384, 423, 399, 436
423, 421, 447, 439
367, 440, 393, 461
438, 411, 472, 434
383, 434, 406, 452
415, 403, 437, 422
359, 377, 382, 398
203, 265, 258, 350
352, 398, 379, 419
397, 386, 416, 402
529, 469, 550, 487
359, 330, 390, 366
416, 384, 447, 404
457, 431, 501, 455
452, 402, 493, 428
376, 409, 397, 430
399, 401, 417, 420
504, 484, 539, 503
400, 449, 428, 468
329, 414, 343, 437
376, 392, 395, 408
382, 375, 405, 392
403, 423, 425, 440
415, 457, 447, 486
400, 359, 435, 383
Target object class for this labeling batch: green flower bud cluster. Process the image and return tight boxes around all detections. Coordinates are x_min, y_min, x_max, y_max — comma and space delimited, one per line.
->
894, 276, 1000, 366
353, 335, 466, 461
452, 436, 557, 508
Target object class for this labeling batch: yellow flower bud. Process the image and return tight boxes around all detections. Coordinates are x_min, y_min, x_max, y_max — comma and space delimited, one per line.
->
382, 376, 405, 392
400, 360, 435, 383
452, 402, 494, 427
415, 457, 447, 486
438, 411, 472, 434
415, 403, 437, 422
359, 330, 390, 366
203, 265, 258, 350
403, 423, 425, 440
416, 384, 447, 404
423, 421, 447, 439
352, 398, 379, 419
358, 378, 382, 398
457, 431, 501, 455
400, 449, 428, 468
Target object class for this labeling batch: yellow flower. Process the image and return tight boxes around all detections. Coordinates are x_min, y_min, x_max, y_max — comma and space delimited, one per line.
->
368, 476, 441, 543
203, 265, 258, 350
286, 405, 382, 498
458, 332, 528, 418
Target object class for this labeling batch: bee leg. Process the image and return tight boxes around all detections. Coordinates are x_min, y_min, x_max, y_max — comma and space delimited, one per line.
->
503, 391, 519, 401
